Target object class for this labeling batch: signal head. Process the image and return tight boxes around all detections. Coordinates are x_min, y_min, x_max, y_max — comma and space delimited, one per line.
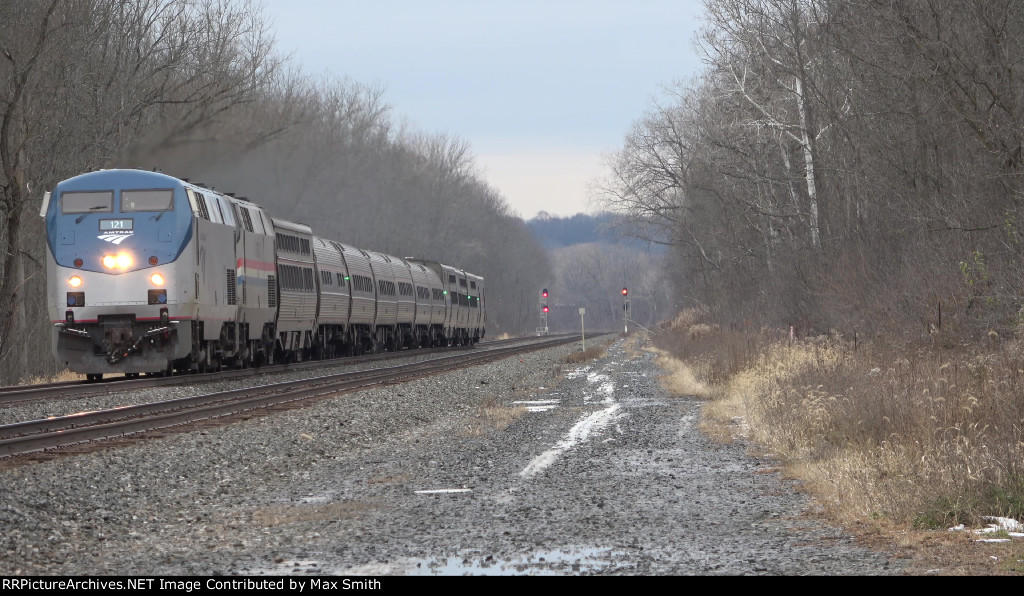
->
622, 287, 629, 296
542, 288, 548, 298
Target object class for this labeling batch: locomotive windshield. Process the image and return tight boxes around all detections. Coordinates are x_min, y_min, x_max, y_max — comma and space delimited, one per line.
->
122, 189, 174, 211
61, 190, 113, 214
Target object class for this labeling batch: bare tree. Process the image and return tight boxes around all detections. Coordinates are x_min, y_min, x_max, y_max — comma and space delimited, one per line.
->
0, 0, 281, 382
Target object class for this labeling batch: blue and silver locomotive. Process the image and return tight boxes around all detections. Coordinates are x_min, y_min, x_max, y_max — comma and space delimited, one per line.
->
43, 169, 485, 380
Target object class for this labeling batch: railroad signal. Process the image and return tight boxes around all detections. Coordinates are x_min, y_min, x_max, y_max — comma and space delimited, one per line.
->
542, 305, 549, 313
622, 287, 628, 296
542, 288, 548, 298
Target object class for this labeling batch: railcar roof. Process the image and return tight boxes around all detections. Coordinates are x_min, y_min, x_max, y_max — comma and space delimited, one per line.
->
55, 169, 184, 191
270, 217, 313, 235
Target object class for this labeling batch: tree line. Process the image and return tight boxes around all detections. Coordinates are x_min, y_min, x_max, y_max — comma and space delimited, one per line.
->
597, 0, 1024, 338
0, 0, 551, 384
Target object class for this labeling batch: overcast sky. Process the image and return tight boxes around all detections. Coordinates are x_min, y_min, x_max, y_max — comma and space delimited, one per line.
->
260, 0, 707, 219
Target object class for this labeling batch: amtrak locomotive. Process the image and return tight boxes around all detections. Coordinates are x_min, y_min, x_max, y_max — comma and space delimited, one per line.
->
42, 169, 485, 380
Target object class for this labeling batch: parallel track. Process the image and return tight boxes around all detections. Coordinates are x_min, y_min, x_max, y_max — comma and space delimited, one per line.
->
0, 335, 556, 406
0, 334, 582, 461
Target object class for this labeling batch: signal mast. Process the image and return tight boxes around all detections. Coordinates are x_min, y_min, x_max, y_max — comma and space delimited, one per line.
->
539, 288, 549, 335
622, 287, 630, 334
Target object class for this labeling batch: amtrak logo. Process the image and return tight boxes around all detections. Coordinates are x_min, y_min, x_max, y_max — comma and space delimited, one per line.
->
98, 232, 133, 244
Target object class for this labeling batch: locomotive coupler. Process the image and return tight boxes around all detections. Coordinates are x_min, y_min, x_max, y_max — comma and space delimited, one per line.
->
106, 325, 175, 364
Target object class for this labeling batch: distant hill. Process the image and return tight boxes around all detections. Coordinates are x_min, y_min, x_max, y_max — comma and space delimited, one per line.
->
525, 212, 619, 249
525, 212, 665, 252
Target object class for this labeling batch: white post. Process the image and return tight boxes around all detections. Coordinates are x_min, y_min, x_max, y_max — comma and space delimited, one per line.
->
579, 307, 586, 351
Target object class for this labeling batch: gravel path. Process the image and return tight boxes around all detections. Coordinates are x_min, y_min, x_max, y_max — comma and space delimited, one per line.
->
0, 334, 904, 575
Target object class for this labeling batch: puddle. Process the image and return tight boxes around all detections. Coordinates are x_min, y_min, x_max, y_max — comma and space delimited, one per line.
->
405, 547, 632, 575
251, 559, 324, 575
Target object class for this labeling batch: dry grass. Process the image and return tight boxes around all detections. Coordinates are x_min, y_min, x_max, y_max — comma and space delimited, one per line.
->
20, 369, 84, 385
462, 395, 527, 437
652, 318, 1024, 574
650, 348, 712, 400
366, 474, 412, 485
564, 345, 607, 364
252, 500, 377, 526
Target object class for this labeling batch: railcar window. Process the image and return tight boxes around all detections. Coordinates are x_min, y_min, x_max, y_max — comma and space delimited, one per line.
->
470, 281, 477, 290
459, 277, 467, 288
122, 189, 173, 212
398, 282, 414, 296
449, 274, 456, 284
432, 288, 443, 301
417, 286, 430, 300
351, 275, 373, 294
277, 264, 316, 293
61, 190, 113, 214
276, 233, 311, 255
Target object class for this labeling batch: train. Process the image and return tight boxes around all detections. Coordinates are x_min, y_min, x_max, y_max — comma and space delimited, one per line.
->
41, 169, 485, 380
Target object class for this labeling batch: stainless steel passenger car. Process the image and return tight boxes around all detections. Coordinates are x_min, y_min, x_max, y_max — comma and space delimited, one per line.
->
405, 259, 486, 345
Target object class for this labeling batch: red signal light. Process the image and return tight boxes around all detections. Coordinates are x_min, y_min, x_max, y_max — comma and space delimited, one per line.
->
542, 288, 549, 298
542, 305, 549, 313
622, 287, 628, 296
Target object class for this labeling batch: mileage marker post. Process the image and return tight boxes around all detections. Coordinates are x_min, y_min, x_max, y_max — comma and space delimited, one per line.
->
579, 306, 586, 351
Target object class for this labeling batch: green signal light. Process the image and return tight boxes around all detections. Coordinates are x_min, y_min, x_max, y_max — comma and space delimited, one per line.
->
344, 276, 350, 280
443, 290, 448, 295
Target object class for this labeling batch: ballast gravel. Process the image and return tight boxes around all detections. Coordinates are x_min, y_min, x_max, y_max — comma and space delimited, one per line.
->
0, 334, 906, 575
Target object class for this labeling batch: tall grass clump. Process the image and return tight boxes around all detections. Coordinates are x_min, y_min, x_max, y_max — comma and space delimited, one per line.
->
652, 314, 1024, 528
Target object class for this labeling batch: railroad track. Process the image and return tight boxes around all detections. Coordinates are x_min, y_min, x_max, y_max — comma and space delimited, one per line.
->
0, 335, 563, 406
0, 334, 582, 461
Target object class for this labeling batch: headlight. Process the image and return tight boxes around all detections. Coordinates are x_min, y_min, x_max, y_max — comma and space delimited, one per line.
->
68, 275, 83, 288
150, 273, 165, 286
102, 252, 133, 270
